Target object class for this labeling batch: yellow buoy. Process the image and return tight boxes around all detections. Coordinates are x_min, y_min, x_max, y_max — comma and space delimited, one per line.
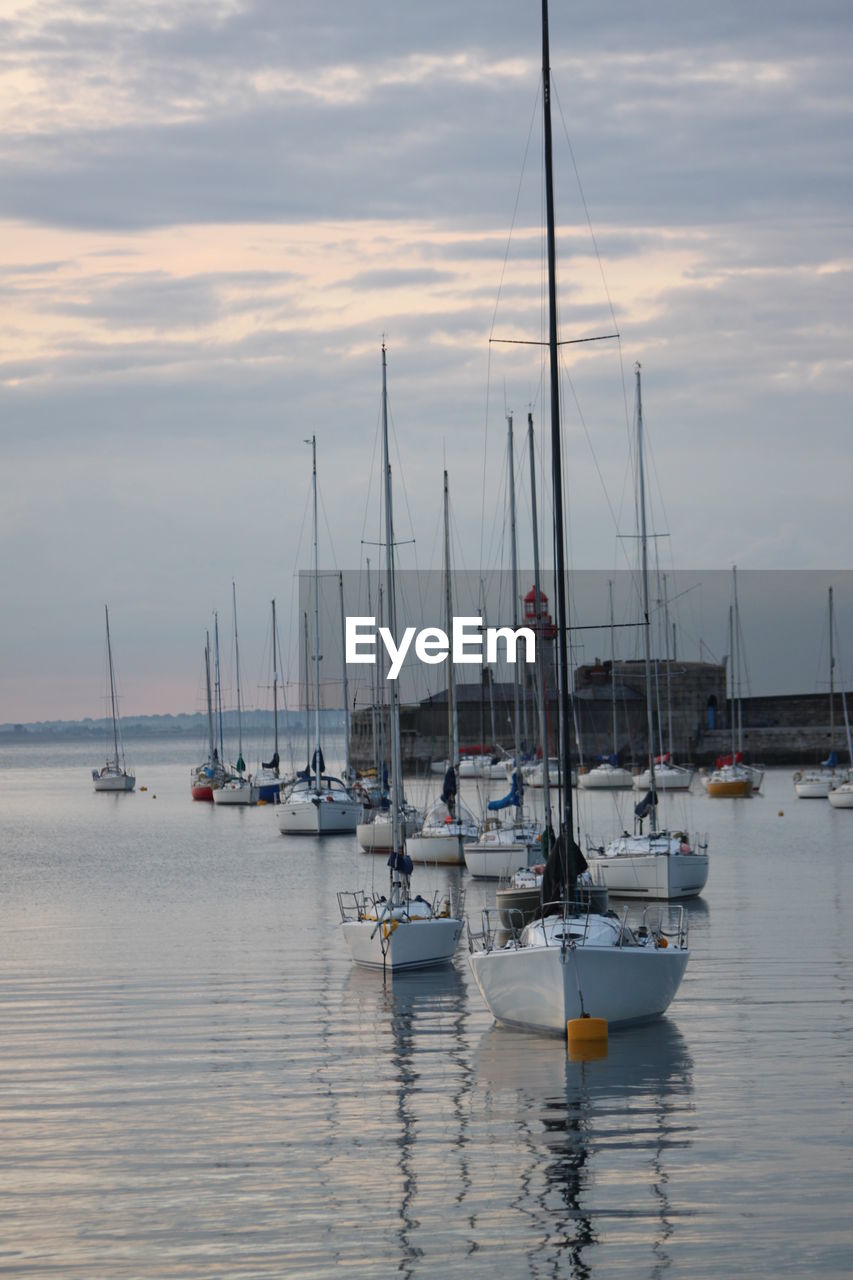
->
778, 810, 784, 817
140, 786, 147, 792
567, 1014, 608, 1061
257, 799, 268, 806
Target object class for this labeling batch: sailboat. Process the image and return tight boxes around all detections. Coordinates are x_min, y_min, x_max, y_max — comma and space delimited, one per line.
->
213, 582, 258, 805
277, 436, 362, 835
253, 599, 283, 803
92, 605, 136, 792
464, 414, 541, 879
468, 0, 690, 1034
190, 627, 227, 800
577, 583, 633, 790
584, 367, 709, 901
339, 345, 464, 970
704, 568, 760, 797
406, 469, 480, 865
795, 588, 846, 797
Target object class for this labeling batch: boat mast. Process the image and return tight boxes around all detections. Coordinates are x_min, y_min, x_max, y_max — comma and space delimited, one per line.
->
663, 573, 674, 757
528, 411, 551, 828
443, 470, 459, 771
507, 414, 522, 803
104, 605, 121, 768
733, 565, 743, 754
339, 572, 351, 783
366, 558, 381, 780
381, 343, 403, 855
824, 586, 829, 752
635, 364, 656, 825
541, 0, 575, 853
608, 580, 617, 758
303, 610, 311, 769
271, 599, 279, 770
204, 631, 215, 765
309, 434, 322, 793
728, 603, 735, 758
232, 581, 245, 774
214, 610, 224, 763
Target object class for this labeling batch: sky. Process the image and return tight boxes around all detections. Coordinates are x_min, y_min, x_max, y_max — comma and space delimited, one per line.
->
1, 0, 851, 722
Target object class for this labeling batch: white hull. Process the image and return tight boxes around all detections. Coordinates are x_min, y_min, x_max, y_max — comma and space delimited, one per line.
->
406, 831, 468, 865
828, 785, 853, 809
342, 917, 462, 970
278, 796, 361, 834
632, 765, 694, 792
464, 841, 533, 880
588, 850, 709, 900
356, 811, 420, 852
469, 936, 688, 1035
578, 765, 633, 790
795, 778, 833, 798
93, 771, 135, 792
213, 780, 258, 805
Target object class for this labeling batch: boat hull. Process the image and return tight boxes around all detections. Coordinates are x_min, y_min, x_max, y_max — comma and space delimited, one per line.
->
464, 841, 536, 880
406, 832, 467, 865
191, 784, 214, 802
278, 797, 361, 834
356, 813, 419, 852
342, 917, 462, 971
588, 852, 709, 900
828, 786, 853, 809
469, 941, 688, 1035
213, 783, 258, 805
577, 767, 633, 791
706, 778, 753, 797
93, 773, 135, 792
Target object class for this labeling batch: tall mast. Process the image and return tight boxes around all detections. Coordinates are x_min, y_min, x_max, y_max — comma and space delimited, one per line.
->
309, 434, 322, 792
635, 365, 656, 824
443, 470, 459, 769
303, 610, 311, 769
608, 580, 617, 756
528, 411, 551, 827
271, 599, 279, 767
232, 580, 244, 773
663, 573, 674, 757
214, 611, 224, 762
507, 414, 522, 799
366, 558, 381, 779
733, 566, 743, 753
381, 343, 403, 855
541, 0, 575, 849
824, 583, 829, 747
105, 605, 120, 767
339, 571, 351, 782
204, 631, 215, 764
728, 603, 735, 758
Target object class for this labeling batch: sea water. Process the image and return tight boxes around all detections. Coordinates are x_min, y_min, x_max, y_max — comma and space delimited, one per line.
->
1, 740, 851, 1277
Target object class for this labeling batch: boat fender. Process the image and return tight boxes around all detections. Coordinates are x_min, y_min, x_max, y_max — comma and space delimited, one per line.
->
656, 936, 668, 949
793, 771, 802, 783
382, 920, 399, 941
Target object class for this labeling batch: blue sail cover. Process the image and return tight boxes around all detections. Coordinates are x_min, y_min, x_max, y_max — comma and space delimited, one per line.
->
822, 751, 838, 769
595, 753, 620, 766
634, 788, 658, 819
488, 771, 523, 811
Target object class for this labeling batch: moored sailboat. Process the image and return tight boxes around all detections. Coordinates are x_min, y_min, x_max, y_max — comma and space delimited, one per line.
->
92, 605, 135, 793
467, 0, 690, 1034
339, 345, 464, 970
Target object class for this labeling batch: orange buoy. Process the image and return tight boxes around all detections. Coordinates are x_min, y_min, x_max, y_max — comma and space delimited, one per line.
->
567, 1014, 607, 1061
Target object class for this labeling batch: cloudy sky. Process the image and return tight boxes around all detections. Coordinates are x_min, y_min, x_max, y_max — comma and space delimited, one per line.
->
1, 0, 851, 722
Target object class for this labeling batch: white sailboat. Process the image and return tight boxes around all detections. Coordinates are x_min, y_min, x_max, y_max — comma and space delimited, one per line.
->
92, 605, 136, 792
585, 366, 709, 901
468, 0, 690, 1034
213, 582, 258, 806
464, 413, 541, 879
407, 470, 480, 866
191, 626, 227, 800
795, 588, 846, 797
577, 583, 633, 790
277, 436, 361, 835
339, 345, 464, 970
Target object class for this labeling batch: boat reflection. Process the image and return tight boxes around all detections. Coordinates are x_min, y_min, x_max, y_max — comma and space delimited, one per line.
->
472, 1020, 695, 1278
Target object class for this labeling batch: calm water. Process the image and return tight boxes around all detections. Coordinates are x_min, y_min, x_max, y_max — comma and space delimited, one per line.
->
1, 740, 851, 1278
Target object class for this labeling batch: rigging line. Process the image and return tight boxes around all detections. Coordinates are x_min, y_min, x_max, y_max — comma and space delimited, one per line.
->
481, 81, 541, 579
